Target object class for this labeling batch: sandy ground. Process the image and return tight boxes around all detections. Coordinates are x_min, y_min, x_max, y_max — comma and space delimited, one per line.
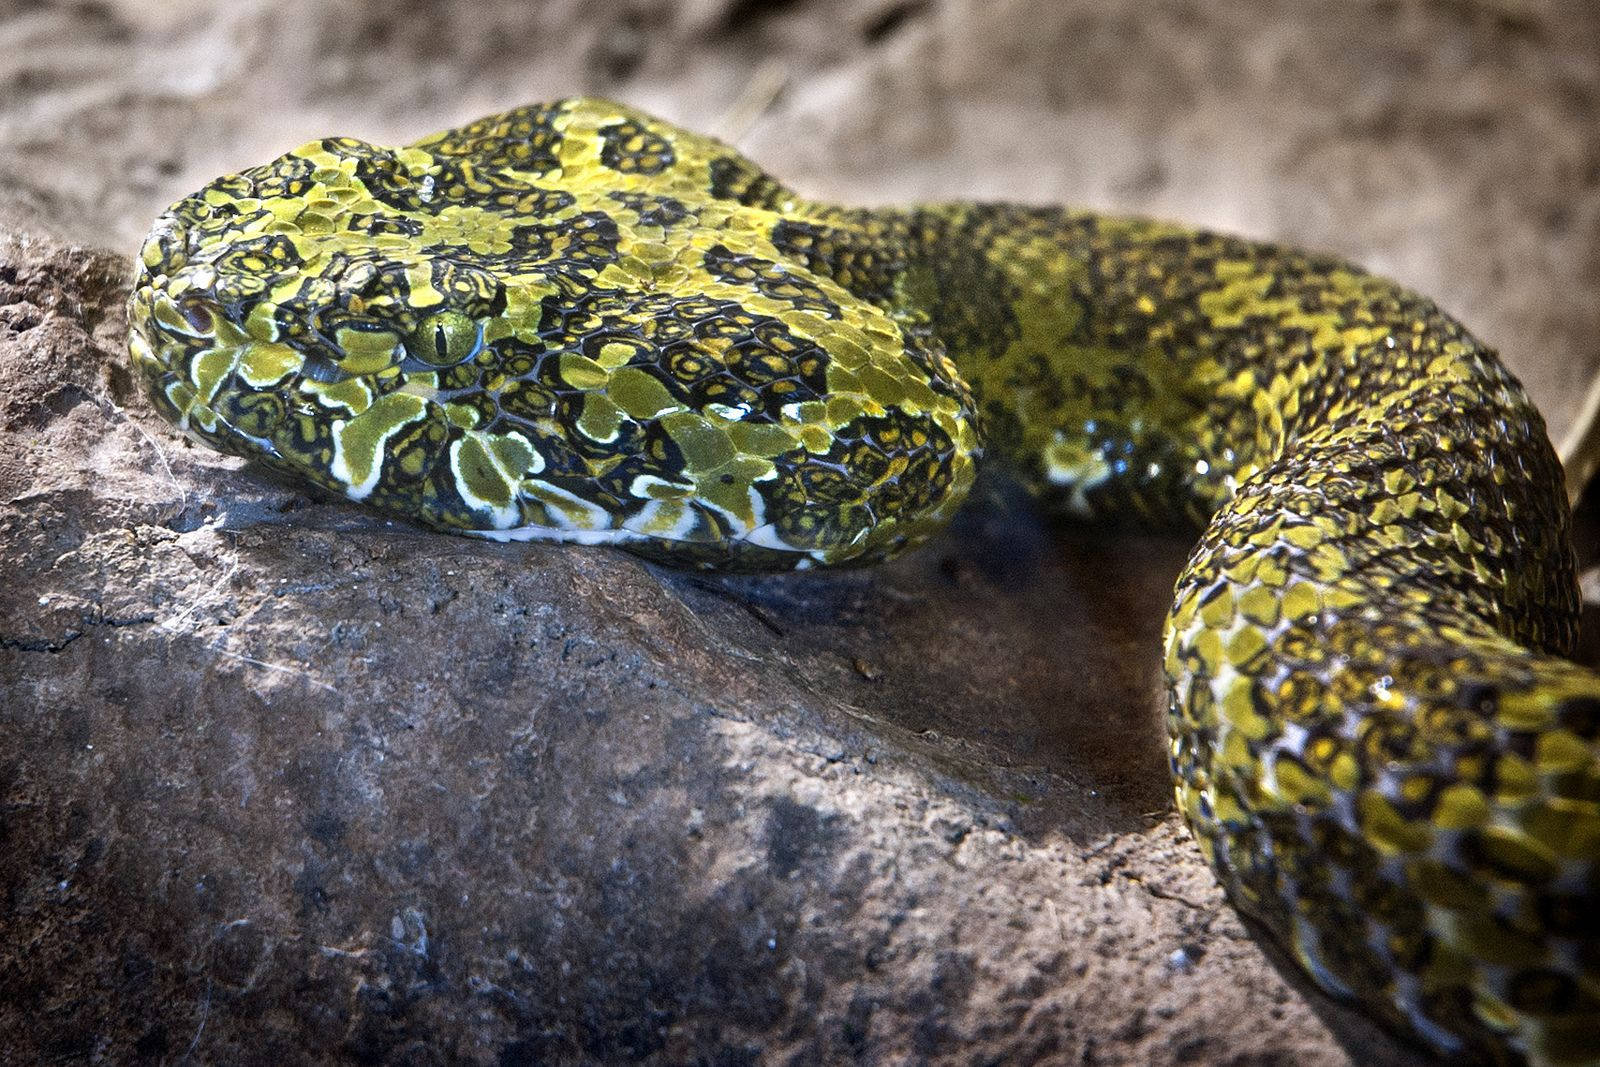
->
2, 1, 1599, 1064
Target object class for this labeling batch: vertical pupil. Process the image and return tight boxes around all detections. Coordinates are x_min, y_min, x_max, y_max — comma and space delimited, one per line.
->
433, 324, 450, 361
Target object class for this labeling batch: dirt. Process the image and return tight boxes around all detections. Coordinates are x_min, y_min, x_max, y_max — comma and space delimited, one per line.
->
2, 1, 1598, 1063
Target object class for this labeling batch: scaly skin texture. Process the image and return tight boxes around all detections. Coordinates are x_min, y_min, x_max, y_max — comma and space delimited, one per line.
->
127, 99, 1600, 1065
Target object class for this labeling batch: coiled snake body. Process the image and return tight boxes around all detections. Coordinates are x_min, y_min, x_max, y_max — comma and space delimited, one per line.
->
127, 99, 1600, 1064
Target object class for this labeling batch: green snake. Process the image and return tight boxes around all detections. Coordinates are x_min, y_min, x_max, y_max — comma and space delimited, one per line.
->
126, 99, 1600, 1065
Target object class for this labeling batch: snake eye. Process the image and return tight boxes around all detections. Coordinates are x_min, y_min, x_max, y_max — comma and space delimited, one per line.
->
408, 310, 481, 367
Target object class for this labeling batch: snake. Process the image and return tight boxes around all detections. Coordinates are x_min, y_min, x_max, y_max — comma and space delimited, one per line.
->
125, 98, 1600, 1065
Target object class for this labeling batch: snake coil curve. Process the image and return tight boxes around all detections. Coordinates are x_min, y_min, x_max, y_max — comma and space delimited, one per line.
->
127, 99, 1600, 1065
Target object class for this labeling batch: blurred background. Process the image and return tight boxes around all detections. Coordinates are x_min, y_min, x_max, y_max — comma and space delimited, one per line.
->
3, 0, 1597, 440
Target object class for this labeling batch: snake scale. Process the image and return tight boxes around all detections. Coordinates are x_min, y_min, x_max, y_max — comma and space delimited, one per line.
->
126, 99, 1600, 1064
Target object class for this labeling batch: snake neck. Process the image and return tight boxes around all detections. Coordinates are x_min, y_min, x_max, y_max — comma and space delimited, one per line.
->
786, 201, 1292, 528
799, 201, 1578, 658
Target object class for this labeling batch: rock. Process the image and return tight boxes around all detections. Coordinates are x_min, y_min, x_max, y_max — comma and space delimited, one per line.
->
0, 223, 1384, 1064
4, 1, 1600, 1064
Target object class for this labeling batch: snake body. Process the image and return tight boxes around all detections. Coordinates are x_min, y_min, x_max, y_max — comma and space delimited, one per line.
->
127, 99, 1600, 1064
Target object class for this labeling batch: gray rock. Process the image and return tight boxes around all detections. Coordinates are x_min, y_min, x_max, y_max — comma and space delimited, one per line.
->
0, 226, 1376, 1064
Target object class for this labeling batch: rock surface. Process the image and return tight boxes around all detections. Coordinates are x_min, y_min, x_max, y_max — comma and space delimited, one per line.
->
3, 2, 1600, 1064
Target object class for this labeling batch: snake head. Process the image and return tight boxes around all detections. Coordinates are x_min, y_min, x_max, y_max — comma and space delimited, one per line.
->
128, 100, 981, 567
129, 146, 506, 383
127, 138, 514, 479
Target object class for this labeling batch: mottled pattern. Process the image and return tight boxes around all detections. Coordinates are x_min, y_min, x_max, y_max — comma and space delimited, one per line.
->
127, 99, 1599, 1065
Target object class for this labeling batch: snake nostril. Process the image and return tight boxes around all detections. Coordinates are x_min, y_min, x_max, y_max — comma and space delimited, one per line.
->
1555, 694, 1600, 739
1457, 681, 1499, 718
180, 298, 213, 335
